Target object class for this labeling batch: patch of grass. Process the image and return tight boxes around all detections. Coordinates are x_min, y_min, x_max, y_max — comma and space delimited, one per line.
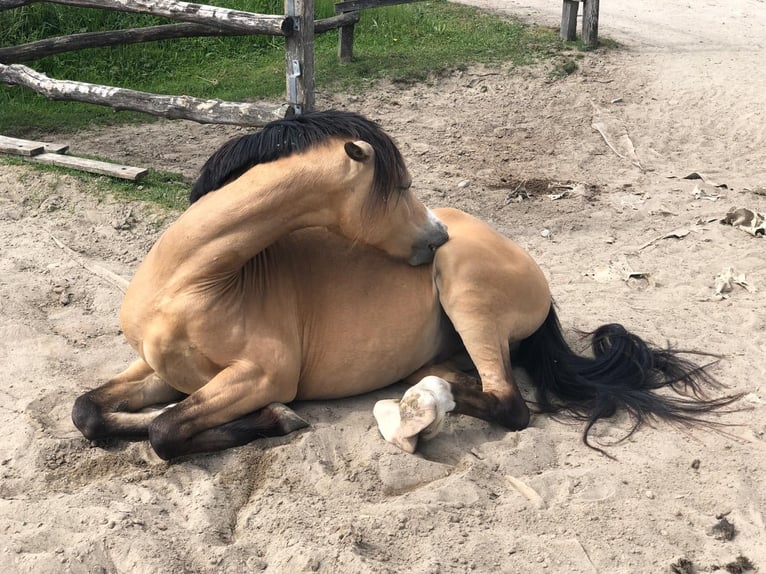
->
550, 56, 578, 79
0, 155, 189, 211
115, 170, 189, 211
316, 2, 562, 89
1, 0, 564, 135
566, 36, 620, 52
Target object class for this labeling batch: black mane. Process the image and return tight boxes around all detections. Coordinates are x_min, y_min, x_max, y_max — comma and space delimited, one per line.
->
190, 110, 409, 209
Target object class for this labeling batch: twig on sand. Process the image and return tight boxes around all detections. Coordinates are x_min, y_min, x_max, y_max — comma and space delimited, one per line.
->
505, 475, 545, 508
574, 539, 599, 573
48, 232, 130, 293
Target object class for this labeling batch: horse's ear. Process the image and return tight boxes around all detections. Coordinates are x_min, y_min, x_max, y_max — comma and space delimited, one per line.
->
344, 140, 373, 162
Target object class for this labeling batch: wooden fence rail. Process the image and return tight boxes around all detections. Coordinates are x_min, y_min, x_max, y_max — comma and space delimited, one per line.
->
0, 0, 324, 124
0, 63, 291, 125
1, 0, 294, 35
0, 0, 415, 126
0, 13, 358, 64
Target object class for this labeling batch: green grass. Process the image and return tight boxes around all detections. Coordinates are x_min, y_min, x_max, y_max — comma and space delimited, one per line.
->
0, 0, 565, 136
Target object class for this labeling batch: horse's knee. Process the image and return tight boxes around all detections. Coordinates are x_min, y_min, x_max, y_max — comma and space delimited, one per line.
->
494, 394, 530, 431
72, 392, 108, 440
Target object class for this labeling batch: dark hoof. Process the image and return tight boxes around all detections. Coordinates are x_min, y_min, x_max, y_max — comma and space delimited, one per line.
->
266, 403, 309, 435
495, 397, 530, 431
72, 393, 107, 440
147, 415, 179, 461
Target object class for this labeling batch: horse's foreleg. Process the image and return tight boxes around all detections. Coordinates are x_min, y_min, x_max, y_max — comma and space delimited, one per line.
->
154, 403, 308, 458
72, 359, 186, 440
147, 363, 306, 460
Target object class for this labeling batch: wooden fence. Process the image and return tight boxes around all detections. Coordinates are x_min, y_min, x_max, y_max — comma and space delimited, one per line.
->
560, 0, 599, 47
0, 0, 365, 126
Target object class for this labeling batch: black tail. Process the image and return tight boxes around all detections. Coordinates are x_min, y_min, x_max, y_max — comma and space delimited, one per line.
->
516, 304, 742, 452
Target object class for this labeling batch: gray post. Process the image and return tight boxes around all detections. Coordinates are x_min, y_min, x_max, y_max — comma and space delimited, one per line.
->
582, 0, 599, 48
285, 0, 315, 114
560, 0, 579, 41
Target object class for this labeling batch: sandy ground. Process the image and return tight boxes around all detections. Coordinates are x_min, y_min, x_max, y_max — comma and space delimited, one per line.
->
2, 1, 766, 572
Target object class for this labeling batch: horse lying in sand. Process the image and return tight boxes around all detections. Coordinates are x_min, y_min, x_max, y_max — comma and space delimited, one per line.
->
72, 111, 738, 459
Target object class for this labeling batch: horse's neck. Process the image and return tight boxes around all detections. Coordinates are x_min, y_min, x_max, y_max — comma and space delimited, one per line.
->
153, 167, 333, 283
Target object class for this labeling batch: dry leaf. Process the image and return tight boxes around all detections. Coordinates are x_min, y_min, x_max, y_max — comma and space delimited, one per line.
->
713, 267, 753, 300
683, 172, 728, 188
650, 204, 679, 216
639, 227, 693, 250
691, 184, 721, 201
662, 228, 691, 239
721, 207, 766, 236
588, 256, 649, 283
591, 103, 643, 169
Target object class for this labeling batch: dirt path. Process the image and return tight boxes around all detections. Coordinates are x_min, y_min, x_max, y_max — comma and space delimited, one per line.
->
1, 2, 765, 573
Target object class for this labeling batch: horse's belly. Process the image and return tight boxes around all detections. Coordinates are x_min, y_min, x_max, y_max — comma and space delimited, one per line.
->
295, 314, 451, 400
296, 354, 439, 400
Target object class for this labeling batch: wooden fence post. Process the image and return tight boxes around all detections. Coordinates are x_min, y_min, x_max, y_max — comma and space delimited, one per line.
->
560, 0, 579, 41
285, 0, 315, 114
334, 2, 355, 63
582, 0, 599, 48
337, 18, 355, 62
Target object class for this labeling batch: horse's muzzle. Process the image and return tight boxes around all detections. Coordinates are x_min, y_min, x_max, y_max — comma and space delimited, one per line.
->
408, 220, 449, 266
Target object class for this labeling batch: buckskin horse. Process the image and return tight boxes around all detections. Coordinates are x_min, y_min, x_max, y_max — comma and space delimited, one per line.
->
72, 111, 738, 459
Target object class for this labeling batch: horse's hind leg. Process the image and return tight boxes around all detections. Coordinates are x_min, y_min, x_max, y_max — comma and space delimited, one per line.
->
402, 357, 480, 388
375, 259, 545, 451
72, 359, 186, 440
374, 360, 522, 453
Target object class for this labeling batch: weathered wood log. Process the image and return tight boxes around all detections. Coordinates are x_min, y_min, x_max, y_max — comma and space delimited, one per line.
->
0, 0, 293, 36
0, 24, 239, 64
0, 135, 68, 155
0, 137, 44, 156
582, 0, 599, 48
0, 0, 28, 8
560, 0, 579, 42
0, 63, 289, 126
32, 152, 148, 180
315, 11, 359, 34
333, 0, 418, 13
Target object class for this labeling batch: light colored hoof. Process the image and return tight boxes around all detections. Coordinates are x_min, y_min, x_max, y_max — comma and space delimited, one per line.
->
373, 376, 456, 453
373, 399, 418, 453
397, 388, 440, 439
404, 376, 455, 441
